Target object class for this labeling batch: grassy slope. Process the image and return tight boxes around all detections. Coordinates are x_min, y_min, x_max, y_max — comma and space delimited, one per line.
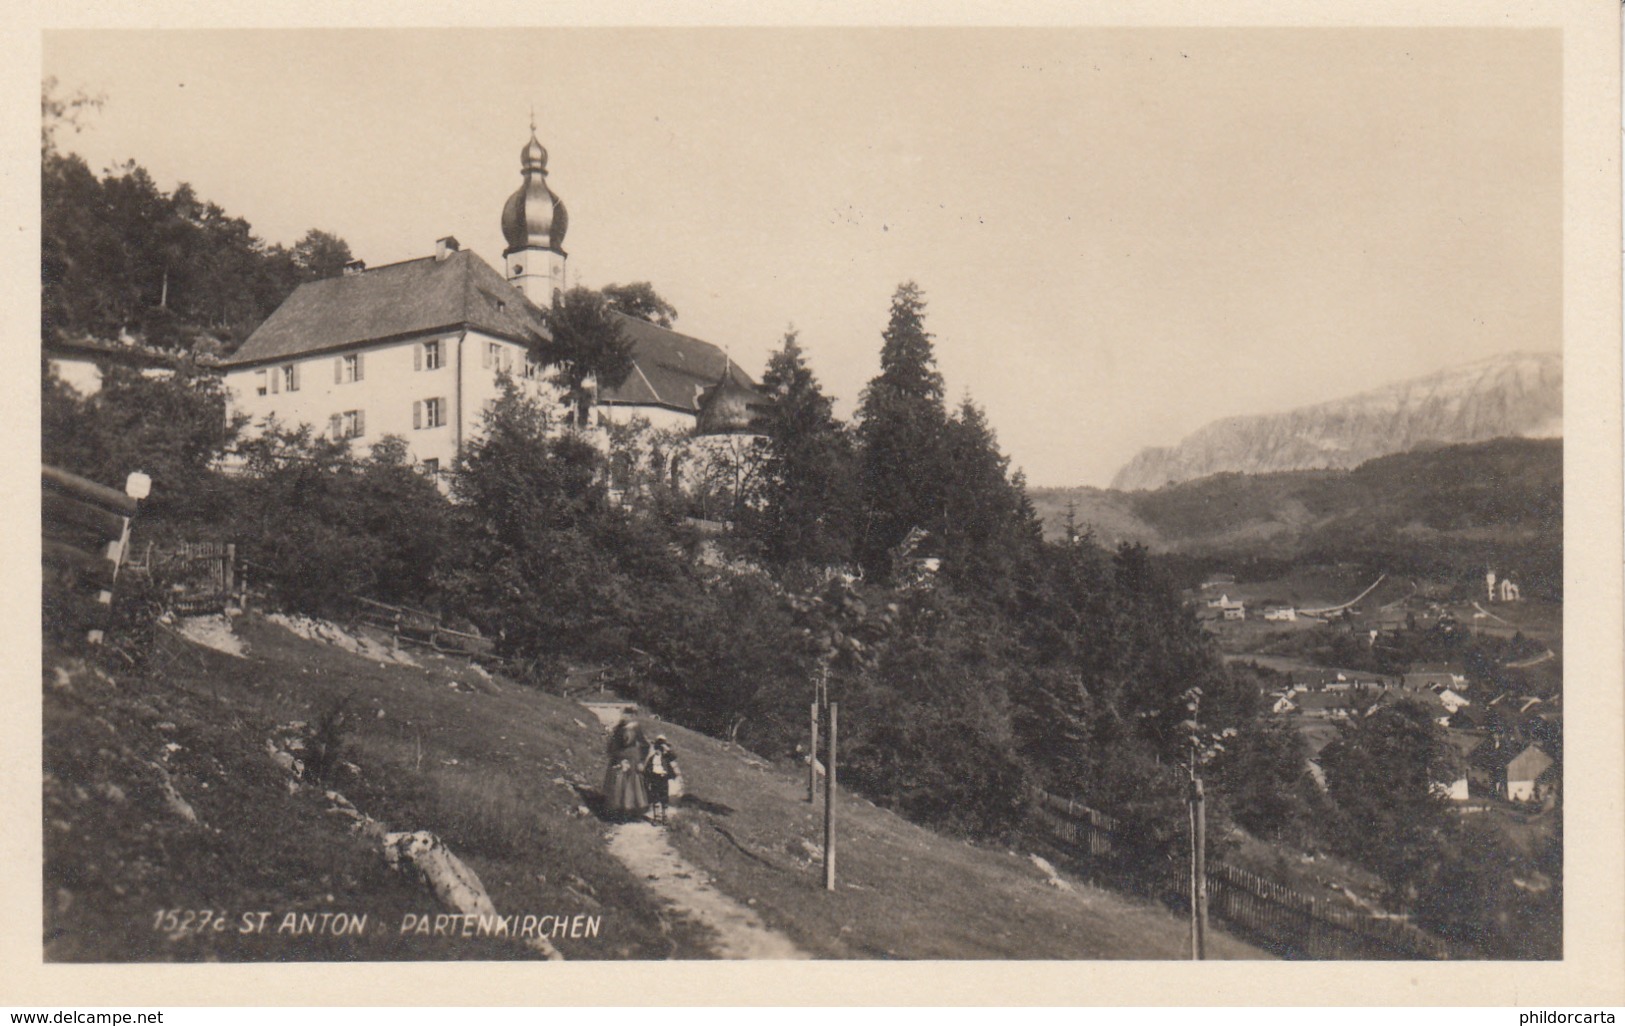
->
44, 613, 1267, 961
44, 617, 712, 961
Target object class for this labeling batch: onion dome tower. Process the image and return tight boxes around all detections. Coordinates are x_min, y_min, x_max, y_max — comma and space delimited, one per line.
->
694, 362, 768, 436
501, 119, 569, 304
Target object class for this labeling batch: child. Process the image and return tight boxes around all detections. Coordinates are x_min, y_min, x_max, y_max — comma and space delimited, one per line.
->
643, 735, 680, 825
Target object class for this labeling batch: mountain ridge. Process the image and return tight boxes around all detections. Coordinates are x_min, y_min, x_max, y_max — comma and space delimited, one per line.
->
1110, 351, 1562, 491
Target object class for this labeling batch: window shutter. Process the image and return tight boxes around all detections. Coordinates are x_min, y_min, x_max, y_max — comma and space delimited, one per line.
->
413, 401, 422, 430
329, 414, 342, 437
290, 364, 300, 391
356, 410, 365, 437
270, 370, 280, 394
482, 343, 492, 369
356, 353, 365, 381
414, 344, 422, 372
335, 358, 343, 385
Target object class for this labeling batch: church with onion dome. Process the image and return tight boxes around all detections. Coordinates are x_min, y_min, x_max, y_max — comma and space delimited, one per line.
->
218, 125, 766, 482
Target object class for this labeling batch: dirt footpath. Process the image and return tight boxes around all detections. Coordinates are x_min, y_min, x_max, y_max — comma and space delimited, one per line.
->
607, 821, 809, 959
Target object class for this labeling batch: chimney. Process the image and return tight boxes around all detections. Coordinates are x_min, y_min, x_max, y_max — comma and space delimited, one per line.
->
343, 259, 367, 276
435, 236, 461, 261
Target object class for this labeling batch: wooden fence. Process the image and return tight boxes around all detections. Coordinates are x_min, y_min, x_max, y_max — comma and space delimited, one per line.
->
1031, 789, 1456, 960
42, 466, 141, 643
159, 540, 239, 615
356, 596, 495, 660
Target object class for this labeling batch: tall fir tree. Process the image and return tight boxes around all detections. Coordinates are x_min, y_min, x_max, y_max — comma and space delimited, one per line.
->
939, 395, 1040, 596
855, 282, 950, 575
748, 328, 858, 567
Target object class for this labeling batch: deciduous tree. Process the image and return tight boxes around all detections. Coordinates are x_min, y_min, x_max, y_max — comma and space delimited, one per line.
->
540, 286, 636, 427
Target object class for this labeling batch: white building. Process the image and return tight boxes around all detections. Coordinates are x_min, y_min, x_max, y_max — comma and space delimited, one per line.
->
1437, 689, 1471, 714
47, 337, 177, 397
219, 127, 759, 471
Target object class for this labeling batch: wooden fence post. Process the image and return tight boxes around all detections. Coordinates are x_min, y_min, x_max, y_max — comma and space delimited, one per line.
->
823, 701, 837, 891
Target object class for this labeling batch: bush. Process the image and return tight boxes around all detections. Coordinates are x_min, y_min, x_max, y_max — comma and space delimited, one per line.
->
226, 424, 458, 616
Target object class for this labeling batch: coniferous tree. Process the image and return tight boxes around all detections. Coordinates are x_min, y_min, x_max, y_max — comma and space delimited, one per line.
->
939, 395, 1040, 596
1320, 698, 1462, 896
748, 328, 858, 567
855, 282, 949, 575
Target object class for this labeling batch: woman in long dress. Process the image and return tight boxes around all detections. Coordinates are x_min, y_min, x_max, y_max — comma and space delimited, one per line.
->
602, 718, 650, 821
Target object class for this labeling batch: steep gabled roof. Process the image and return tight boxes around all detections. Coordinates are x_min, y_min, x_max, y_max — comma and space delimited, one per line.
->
222, 250, 547, 367
46, 336, 181, 372
600, 313, 758, 414
223, 253, 763, 420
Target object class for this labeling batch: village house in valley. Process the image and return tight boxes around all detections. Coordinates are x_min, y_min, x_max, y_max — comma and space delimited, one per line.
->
219, 128, 760, 473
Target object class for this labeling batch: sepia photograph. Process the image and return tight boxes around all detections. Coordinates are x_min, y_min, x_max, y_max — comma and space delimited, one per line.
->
18, 3, 1624, 1006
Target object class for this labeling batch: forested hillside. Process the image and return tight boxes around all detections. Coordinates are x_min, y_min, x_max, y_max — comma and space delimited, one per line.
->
1033, 438, 1562, 597
41, 79, 353, 352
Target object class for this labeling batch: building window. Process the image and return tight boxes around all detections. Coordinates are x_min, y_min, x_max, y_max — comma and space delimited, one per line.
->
328, 410, 365, 439
254, 369, 268, 396
422, 458, 440, 477
419, 340, 444, 371
280, 363, 300, 392
485, 341, 501, 369
521, 356, 539, 380
339, 353, 364, 383
414, 397, 446, 429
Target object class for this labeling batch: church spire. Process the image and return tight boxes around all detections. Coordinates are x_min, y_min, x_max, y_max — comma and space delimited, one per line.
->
501, 119, 568, 303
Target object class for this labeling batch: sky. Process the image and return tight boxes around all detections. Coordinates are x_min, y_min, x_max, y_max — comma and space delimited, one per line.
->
41, 26, 1562, 486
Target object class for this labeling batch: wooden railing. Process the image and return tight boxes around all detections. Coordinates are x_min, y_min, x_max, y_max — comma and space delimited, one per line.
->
42, 466, 143, 643
355, 597, 495, 660
1030, 788, 1456, 960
